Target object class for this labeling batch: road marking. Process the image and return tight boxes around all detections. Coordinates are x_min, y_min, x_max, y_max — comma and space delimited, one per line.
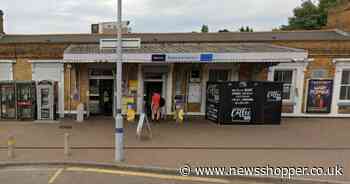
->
0, 168, 59, 172
66, 167, 230, 184
48, 168, 63, 184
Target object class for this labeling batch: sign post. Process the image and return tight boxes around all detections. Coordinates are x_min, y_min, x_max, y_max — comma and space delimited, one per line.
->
115, 0, 124, 162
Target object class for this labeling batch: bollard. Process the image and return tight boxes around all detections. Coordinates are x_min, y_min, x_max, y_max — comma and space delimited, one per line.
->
64, 133, 71, 156
7, 135, 15, 159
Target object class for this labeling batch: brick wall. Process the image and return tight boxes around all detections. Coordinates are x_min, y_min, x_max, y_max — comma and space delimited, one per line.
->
13, 58, 32, 80
326, 2, 350, 31
64, 63, 89, 112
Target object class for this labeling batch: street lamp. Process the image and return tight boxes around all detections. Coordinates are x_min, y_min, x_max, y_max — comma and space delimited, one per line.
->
115, 0, 124, 161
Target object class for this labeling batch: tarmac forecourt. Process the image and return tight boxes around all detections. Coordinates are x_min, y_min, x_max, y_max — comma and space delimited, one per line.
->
0, 162, 348, 184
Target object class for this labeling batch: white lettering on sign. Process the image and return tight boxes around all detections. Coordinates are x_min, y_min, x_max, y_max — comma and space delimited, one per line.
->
231, 108, 251, 122
266, 91, 282, 102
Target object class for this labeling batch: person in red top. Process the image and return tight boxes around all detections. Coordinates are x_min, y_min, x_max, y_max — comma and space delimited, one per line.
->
151, 91, 161, 121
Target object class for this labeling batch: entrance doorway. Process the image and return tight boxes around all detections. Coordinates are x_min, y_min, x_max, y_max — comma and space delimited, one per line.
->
144, 81, 163, 117
89, 79, 114, 116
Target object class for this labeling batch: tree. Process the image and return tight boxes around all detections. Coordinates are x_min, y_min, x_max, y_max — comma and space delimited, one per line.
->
281, 0, 342, 30
218, 29, 230, 32
239, 26, 254, 32
201, 25, 209, 33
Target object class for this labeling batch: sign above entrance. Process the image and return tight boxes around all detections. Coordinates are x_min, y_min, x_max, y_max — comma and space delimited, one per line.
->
200, 54, 213, 62
151, 53, 214, 62
151, 54, 166, 62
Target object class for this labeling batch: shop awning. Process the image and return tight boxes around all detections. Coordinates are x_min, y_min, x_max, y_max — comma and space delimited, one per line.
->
63, 43, 308, 63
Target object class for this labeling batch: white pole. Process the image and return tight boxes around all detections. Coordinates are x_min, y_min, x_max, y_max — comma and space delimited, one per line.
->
115, 0, 124, 161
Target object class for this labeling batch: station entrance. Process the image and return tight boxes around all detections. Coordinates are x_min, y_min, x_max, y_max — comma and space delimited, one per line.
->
88, 66, 115, 116
144, 81, 163, 116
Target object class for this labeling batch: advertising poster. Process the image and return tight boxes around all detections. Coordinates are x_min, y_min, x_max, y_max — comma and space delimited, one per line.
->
206, 83, 221, 122
306, 80, 333, 113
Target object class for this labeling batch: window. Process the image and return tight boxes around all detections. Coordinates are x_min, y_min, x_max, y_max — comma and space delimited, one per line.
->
209, 70, 229, 82
340, 70, 350, 100
273, 70, 293, 100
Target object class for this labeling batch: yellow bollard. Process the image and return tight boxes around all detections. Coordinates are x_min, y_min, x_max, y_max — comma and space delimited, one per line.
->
178, 109, 184, 124
7, 135, 15, 159
127, 108, 136, 122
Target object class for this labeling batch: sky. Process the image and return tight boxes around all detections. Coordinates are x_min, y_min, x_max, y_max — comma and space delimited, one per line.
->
0, 0, 302, 34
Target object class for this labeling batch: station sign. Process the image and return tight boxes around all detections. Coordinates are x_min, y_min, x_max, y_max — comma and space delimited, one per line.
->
151, 53, 215, 63
200, 54, 213, 62
151, 54, 166, 62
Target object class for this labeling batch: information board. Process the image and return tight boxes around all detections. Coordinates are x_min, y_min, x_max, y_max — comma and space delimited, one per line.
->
188, 83, 202, 103
230, 82, 255, 123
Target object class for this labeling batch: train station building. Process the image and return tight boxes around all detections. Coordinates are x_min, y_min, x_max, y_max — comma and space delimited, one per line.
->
1, 3, 350, 120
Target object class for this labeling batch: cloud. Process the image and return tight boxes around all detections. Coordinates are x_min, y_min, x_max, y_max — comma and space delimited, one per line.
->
0, 0, 301, 34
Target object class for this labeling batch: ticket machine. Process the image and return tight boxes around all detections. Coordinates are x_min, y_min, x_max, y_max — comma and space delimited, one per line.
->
36, 80, 57, 121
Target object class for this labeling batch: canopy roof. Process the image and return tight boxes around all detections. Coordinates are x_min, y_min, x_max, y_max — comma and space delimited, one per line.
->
64, 43, 307, 63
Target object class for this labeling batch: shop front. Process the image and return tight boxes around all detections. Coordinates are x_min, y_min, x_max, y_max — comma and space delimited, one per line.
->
63, 41, 308, 118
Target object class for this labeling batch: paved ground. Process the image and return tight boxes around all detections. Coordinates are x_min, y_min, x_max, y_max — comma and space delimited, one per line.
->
0, 117, 350, 182
0, 165, 237, 184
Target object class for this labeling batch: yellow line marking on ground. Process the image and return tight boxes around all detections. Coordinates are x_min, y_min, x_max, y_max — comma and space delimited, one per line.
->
66, 167, 230, 184
48, 168, 63, 184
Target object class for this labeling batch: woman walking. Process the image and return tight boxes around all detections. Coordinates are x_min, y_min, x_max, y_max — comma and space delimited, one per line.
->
151, 91, 161, 122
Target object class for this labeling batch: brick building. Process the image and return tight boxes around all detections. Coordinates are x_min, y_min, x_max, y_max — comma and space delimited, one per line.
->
1, 5, 350, 120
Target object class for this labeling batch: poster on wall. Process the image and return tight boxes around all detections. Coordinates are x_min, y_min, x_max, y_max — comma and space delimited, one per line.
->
188, 83, 202, 103
306, 80, 333, 113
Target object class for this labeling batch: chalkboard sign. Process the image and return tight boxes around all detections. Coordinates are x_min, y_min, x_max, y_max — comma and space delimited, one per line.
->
206, 81, 283, 125
306, 80, 333, 113
229, 82, 255, 123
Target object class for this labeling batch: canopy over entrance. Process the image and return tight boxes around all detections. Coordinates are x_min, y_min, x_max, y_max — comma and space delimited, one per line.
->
63, 43, 308, 63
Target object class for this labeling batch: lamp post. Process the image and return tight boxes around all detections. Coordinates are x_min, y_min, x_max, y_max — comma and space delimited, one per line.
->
115, 0, 124, 161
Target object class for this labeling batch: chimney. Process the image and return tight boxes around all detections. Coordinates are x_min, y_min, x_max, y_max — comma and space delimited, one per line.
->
0, 10, 4, 34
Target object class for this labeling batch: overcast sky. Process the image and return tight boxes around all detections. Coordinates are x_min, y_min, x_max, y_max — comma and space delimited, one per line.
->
0, 0, 302, 34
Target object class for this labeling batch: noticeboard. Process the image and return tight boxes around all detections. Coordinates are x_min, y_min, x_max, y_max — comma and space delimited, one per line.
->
306, 80, 333, 113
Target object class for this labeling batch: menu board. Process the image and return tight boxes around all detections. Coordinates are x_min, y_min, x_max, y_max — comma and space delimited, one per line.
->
230, 82, 255, 123
206, 83, 221, 122
306, 80, 333, 113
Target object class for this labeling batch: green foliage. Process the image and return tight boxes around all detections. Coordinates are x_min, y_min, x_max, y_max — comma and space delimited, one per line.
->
239, 26, 254, 32
281, 0, 342, 30
218, 29, 230, 32
201, 25, 209, 33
